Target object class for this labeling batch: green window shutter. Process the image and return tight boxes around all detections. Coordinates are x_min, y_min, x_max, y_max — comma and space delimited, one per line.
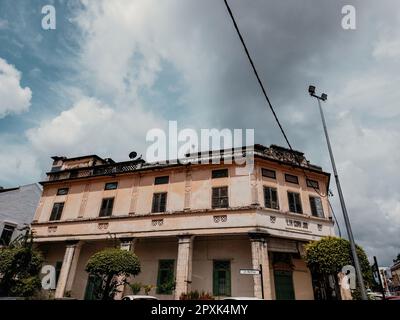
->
157, 259, 175, 294
274, 270, 295, 300
213, 263, 219, 296
226, 263, 231, 296
213, 260, 231, 296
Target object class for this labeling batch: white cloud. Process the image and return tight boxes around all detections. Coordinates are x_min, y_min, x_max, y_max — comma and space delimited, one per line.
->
0, 57, 32, 118
26, 96, 164, 161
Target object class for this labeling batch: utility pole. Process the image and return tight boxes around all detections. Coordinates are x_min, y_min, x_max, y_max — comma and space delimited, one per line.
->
308, 85, 368, 300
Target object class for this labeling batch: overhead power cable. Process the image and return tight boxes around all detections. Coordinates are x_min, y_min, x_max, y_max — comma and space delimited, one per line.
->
223, 0, 293, 151
223, 0, 331, 204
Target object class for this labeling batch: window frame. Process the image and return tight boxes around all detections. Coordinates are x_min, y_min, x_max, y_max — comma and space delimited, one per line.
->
212, 186, 229, 209
285, 174, 299, 184
99, 197, 114, 217
213, 260, 231, 296
104, 182, 118, 190
262, 168, 276, 179
263, 186, 279, 210
212, 169, 228, 179
50, 202, 65, 221
56, 187, 69, 196
287, 192, 303, 214
156, 259, 175, 294
309, 196, 324, 218
306, 179, 319, 190
0, 224, 16, 246
152, 192, 167, 213
154, 176, 169, 185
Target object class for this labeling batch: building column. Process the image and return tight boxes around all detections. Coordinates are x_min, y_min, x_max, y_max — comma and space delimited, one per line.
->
174, 235, 194, 300
114, 238, 136, 300
249, 168, 259, 205
249, 233, 272, 299
65, 241, 82, 293
55, 241, 81, 299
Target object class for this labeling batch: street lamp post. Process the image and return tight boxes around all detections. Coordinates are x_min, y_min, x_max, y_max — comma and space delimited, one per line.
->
308, 85, 368, 300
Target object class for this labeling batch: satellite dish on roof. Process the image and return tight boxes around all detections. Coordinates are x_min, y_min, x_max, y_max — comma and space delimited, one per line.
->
129, 151, 138, 159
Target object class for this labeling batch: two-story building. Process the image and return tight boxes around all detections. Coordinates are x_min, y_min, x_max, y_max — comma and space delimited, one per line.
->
31, 144, 335, 300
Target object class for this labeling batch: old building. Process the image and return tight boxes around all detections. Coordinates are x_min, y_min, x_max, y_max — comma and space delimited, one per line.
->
0, 183, 42, 247
31, 144, 335, 300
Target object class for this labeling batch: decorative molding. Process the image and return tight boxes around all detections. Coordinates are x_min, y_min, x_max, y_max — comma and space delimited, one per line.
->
48, 226, 57, 233
97, 222, 109, 230
151, 219, 163, 226
213, 215, 227, 223
286, 218, 308, 230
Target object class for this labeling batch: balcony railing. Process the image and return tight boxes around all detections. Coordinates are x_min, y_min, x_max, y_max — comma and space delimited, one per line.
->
48, 160, 148, 182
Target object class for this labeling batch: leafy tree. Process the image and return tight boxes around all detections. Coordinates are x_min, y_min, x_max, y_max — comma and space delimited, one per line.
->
304, 236, 372, 300
85, 248, 141, 300
0, 230, 43, 297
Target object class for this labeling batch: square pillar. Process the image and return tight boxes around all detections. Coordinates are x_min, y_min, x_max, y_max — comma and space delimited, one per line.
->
249, 233, 272, 299
114, 238, 136, 300
55, 241, 81, 299
174, 235, 194, 300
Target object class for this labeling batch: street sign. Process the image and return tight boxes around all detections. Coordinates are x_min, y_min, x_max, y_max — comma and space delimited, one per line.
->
240, 269, 260, 275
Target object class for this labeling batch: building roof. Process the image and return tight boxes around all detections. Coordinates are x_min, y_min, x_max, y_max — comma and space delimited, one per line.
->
40, 144, 330, 188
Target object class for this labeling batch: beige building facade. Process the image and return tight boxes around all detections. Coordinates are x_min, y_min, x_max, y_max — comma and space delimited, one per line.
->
31, 144, 335, 300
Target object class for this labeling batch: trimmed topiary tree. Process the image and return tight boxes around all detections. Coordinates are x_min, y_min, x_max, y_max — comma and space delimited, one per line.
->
304, 236, 372, 300
85, 248, 141, 300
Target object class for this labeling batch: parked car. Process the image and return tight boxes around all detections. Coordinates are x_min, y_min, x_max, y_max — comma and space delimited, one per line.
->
122, 295, 159, 300
383, 295, 400, 300
367, 292, 400, 300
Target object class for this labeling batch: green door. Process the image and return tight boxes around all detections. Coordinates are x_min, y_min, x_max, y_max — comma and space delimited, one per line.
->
213, 260, 231, 297
274, 270, 295, 300
84, 274, 103, 300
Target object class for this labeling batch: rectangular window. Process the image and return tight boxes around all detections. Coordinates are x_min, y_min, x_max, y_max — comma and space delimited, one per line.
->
264, 186, 279, 210
57, 188, 69, 196
285, 174, 299, 184
0, 224, 15, 246
212, 169, 228, 179
50, 202, 64, 221
306, 179, 319, 189
156, 260, 175, 294
310, 196, 324, 218
287, 192, 302, 213
99, 198, 114, 217
104, 182, 118, 190
155, 176, 169, 185
212, 187, 229, 209
152, 193, 167, 213
262, 168, 276, 179
213, 260, 231, 296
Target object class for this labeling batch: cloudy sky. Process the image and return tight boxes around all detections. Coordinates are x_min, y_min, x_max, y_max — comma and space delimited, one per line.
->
0, 0, 399, 265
